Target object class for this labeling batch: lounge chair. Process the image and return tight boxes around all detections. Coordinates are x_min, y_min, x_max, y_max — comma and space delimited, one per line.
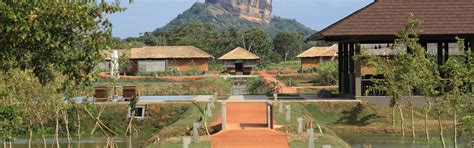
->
123, 86, 140, 102
94, 86, 110, 102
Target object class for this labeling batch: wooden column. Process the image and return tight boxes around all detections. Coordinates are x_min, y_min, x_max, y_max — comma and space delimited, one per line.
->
444, 42, 449, 63
421, 42, 428, 51
354, 44, 362, 97
343, 43, 350, 96
471, 40, 474, 54
338, 44, 344, 94
437, 42, 444, 65
349, 43, 355, 96
464, 40, 470, 52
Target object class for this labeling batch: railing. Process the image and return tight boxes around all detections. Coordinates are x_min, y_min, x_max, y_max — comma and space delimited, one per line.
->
361, 79, 386, 96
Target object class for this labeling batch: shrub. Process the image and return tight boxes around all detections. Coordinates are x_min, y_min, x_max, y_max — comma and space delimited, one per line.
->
317, 61, 338, 85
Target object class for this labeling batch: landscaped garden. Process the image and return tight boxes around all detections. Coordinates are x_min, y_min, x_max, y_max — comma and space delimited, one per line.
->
273, 101, 463, 147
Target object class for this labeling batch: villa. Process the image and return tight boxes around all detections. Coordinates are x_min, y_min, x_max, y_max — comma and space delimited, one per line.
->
307, 0, 474, 98
297, 44, 338, 70
218, 47, 260, 75
129, 46, 213, 73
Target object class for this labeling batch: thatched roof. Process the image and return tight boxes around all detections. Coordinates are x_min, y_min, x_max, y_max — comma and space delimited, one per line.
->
297, 44, 338, 58
101, 49, 125, 60
218, 47, 260, 60
129, 46, 213, 59
296, 44, 401, 58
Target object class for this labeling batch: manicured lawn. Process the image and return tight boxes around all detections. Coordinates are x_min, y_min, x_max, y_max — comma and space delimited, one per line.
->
273, 102, 350, 147
265, 60, 301, 70
96, 78, 232, 96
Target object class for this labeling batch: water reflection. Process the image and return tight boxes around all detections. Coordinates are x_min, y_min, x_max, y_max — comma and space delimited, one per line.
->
340, 134, 471, 148
8, 136, 145, 148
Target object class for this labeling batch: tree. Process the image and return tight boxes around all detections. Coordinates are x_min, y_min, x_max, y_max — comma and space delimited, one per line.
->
167, 22, 221, 57
367, 53, 406, 136
367, 16, 432, 139
0, 1, 124, 146
440, 38, 473, 148
0, 1, 123, 85
391, 17, 429, 139
119, 49, 132, 75
242, 28, 279, 67
110, 37, 146, 49
273, 32, 305, 61
318, 61, 338, 85
417, 58, 440, 142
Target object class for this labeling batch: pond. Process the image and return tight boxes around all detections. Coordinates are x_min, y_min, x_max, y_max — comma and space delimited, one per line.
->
7, 136, 146, 148
340, 134, 472, 148
7, 135, 472, 147
72, 95, 196, 103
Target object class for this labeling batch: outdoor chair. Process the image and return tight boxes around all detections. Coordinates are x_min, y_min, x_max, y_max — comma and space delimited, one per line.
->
93, 86, 110, 102
123, 86, 140, 102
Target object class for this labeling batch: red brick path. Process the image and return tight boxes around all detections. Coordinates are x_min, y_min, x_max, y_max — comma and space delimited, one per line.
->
211, 102, 289, 148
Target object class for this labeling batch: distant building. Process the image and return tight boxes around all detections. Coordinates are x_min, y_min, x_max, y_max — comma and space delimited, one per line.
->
100, 50, 125, 72
218, 47, 260, 75
297, 44, 338, 70
129, 46, 213, 73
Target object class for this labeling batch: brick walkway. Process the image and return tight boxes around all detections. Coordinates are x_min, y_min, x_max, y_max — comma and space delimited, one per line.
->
211, 102, 289, 148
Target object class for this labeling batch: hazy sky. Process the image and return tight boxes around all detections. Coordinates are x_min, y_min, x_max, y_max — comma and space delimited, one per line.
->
108, 0, 373, 38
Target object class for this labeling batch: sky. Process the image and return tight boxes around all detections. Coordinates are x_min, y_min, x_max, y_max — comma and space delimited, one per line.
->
108, 0, 373, 38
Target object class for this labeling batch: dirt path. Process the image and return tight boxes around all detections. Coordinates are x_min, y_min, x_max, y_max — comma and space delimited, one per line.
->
211, 102, 289, 148
257, 71, 297, 94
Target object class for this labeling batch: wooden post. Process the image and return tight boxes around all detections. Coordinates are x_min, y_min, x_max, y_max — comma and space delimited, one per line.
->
349, 43, 355, 97
444, 42, 449, 63
192, 123, 200, 142
355, 44, 362, 97
221, 101, 226, 130
285, 105, 291, 122
338, 44, 344, 95
207, 102, 212, 117
470, 40, 474, 54
267, 101, 273, 129
183, 136, 191, 148
438, 42, 444, 65
343, 43, 350, 95
307, 128, 315, 148
297, 117, 304, 134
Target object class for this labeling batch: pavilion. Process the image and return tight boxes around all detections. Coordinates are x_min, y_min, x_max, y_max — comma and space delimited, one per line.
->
307, 0, 474, 98
297, 44, 338, 70
218, 47, 260, 75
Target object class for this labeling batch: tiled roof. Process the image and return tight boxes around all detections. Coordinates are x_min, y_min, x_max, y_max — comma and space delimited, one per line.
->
309, 0, 474, 41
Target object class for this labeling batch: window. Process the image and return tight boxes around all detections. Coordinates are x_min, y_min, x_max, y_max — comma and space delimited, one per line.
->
138, 60, 166, 72
128, 106, 146, 119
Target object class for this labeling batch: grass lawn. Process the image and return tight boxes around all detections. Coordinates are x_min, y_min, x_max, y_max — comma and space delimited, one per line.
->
273, 101, 457, 147
96, 78, 232, 96
145, 102, 221, 147
273, 102, 350, 147
265, 60, 301, 71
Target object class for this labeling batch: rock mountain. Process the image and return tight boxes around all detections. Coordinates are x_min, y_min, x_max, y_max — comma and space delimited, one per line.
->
205, 0, 272, 24
155, 1, 315, 37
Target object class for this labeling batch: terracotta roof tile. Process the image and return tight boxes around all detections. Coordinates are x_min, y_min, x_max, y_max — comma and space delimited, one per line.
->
309, 0, 474, 40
